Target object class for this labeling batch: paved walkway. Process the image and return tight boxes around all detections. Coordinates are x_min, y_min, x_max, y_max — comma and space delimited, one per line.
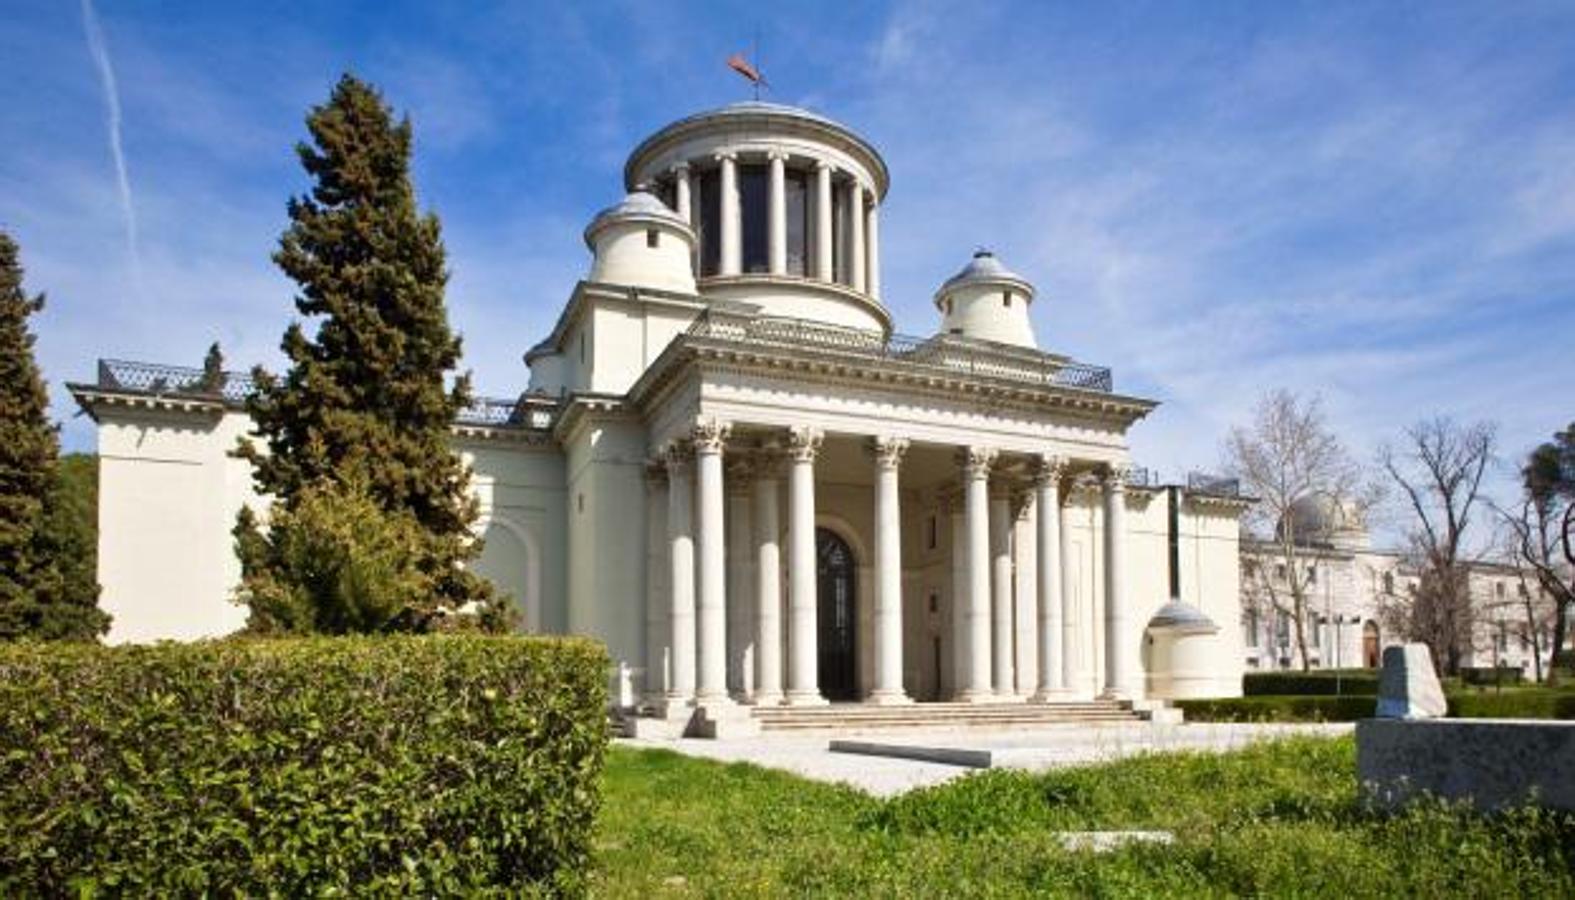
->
618, 722, 1353, 796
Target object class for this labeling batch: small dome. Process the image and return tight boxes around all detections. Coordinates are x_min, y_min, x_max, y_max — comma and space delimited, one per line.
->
939, 249, 1032, 294
1147, 600, 1220, 635
583, 189, 692, 249
1277, 494, 1368, 548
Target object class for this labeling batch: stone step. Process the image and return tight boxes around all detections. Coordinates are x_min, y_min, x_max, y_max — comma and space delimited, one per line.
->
751, 700, 1145, 733
760, 715, 1141, 732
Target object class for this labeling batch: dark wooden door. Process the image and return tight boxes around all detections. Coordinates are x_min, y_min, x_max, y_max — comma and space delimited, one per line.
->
816, 528, 858, 701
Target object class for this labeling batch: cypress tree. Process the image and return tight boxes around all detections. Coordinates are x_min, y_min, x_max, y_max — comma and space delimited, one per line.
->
0, 231, 109, 640
236, 75, 502, 631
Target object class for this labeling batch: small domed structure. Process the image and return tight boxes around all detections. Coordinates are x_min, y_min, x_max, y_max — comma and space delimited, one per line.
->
584, 189, 696, 294
1277, 494, 1369, 551
1144, 600, 1222, 700
934, 250, 1037, 348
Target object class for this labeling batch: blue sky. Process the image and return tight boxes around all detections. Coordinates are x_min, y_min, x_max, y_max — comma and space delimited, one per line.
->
3, 0, 1572, 514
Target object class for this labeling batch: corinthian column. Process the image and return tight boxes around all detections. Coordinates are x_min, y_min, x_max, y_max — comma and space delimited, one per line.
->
717, 151, 741, 276
786, 426, 826, 705
726, 457, 755, 700
869, 437, 910, 704
753, 451, 784, 705
1102, 464, 1133, 699
767, 149, 787, 275
693, 418, 732, 706
814, 161, 834, 282
849, 181, 867, 293
671, 161, 693, 222
866, 201, 881, 300
990, 482, 1015, 697
959, 447, 996, 702
664, 443, 696, 710
1032, 456, 1067, 701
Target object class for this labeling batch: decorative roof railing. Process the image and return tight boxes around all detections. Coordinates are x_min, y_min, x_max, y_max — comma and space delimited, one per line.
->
88, 359, 548, 430
1187, 471, 1242, 497
684, 312, 1114, 393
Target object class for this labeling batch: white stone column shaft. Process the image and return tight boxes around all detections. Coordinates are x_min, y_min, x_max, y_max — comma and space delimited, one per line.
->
726, 461, 754, 700
673, 162, 692, 222
870, 437, 910, 704
718, 152, 741, 276
753, 464, 784, 705
1033, 458, 1066, 700
1103, 465, 1133, 699
849, 181, 867, 293
665, 445, 696, 705
644, 463, 670, 703
693, 420, 731, 706
814, 162, 834, 282
866, 202, 881, 300
990, 487, 1014, 696
768, 150, 787, 275
949, 497, 968, 698
786, 427, 826, 705
1061, 486, 1081, 695
961, 448, 995, 701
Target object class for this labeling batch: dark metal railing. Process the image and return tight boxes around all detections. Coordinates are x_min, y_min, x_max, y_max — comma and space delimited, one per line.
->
1126, 466, 1155, 488
684, 312, 1114, 393
91, 358, 548, 430
1187, 471, 1242, 497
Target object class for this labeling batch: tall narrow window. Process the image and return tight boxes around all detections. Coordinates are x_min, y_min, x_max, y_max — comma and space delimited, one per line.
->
830, 182, 847, 284
696, 168, 721, 276
739, 163, 769, 273
784, 168, 809, 275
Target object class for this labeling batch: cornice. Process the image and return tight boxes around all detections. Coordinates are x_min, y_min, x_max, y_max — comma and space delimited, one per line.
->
696, 273, 893, 335
69, 385, 229, 422
552, 393, 637, 444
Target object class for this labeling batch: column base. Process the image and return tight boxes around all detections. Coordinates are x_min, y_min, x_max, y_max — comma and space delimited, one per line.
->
1099, 687, 1134, 702
864, 690, 913, 706
954, 688, 998, 704
695, 690, 735, 709
1029, 688, 1074, 704
748, 690, 785, 707
695, 701, 761, 739
785, 689, 829, 707
648, 696, 695, 719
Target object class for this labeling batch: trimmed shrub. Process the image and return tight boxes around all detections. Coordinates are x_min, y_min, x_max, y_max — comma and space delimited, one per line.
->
1179, 695, 1375, 722
1459, 666, 1526, 686
1448, 689, 1575, 720
1243, 669, 1379, 697
0, 635, 608, 896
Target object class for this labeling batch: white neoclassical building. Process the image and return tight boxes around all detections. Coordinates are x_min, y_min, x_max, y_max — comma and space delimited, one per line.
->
72, 102, 1250, 736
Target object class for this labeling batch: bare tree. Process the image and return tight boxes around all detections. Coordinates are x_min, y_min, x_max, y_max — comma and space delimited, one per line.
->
1495, 424, 1575, 682
1225, 390, 1373, 671
1378, 416, 1496, 675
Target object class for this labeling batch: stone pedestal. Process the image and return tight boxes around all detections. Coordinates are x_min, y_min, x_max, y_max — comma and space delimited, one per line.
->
1376, 643, 1447, 719
1358, 718, 1575, 812
695, 703, 762, 739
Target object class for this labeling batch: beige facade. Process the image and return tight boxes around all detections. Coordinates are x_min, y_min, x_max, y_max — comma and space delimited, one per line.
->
72, 102, 1252, 731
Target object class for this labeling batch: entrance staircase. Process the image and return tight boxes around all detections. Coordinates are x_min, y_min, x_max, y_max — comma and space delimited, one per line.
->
749, 699, 1145, 733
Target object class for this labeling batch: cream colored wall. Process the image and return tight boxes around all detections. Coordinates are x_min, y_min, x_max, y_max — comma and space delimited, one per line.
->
564, 416, 650, 672
699, 280, 887, 334
96, 407, 258, 643
588, 224, 695, 295
458, 437, 566, 633
939, 284, 1036, 348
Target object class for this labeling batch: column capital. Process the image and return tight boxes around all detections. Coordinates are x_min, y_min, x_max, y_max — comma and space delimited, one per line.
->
751, 444, 785, 480
664, 440, 694, 473
725, 456, 755, 491
1032, 454, 1070, 488
712, 149, 738, 164
645, 456, 669, 487
813, 159, 836, 174
957, 446, 997, 480
1102, 462, 1133, 491
766, 147, 790, 162
669, 160, 692, 177
691, 418, 732, 455
869, 436, 909, 471
786, 426, 824, 463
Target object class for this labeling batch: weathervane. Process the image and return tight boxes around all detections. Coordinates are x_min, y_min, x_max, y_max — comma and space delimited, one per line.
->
727, 31, 768, 100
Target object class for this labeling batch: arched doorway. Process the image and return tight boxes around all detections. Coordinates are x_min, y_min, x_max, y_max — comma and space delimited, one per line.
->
817, 527, 858, 701
1363, 621, 1380, 668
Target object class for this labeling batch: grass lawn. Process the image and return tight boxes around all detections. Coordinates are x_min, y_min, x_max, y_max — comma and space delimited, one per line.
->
592, 736, 1574, 898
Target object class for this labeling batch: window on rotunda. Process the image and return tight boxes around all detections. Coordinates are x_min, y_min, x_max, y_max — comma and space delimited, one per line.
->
740, 163, 769, 273
784, 168, 808, 275
696, 167, 721, 276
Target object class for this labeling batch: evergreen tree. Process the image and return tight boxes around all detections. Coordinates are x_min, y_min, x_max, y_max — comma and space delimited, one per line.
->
235, 75, 503, 631
199, 341, 225, 394
0, 232, 109, 640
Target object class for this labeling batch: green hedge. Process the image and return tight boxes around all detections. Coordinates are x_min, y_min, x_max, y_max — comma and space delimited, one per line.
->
1177, 694, 1375, 722
1449, 690, 1575, 720
0, 635, 608, 896
1243, 670, 1379, 697
1459, 666, 1526, 686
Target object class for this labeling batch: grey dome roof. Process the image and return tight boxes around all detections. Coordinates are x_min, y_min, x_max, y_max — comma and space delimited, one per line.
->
583, 189, 692, 248
1146, 600, 1220, 634
938, 250, 1034, 297
1276, 494, 1368, 547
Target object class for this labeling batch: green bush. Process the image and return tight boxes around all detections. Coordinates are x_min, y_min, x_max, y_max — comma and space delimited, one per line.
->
0, 635, 608, 896
1459, 666, 1526, 686
1179, 694, 1375, 722
1244, 669, 1379, 696
1449, 689, 1575, 720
